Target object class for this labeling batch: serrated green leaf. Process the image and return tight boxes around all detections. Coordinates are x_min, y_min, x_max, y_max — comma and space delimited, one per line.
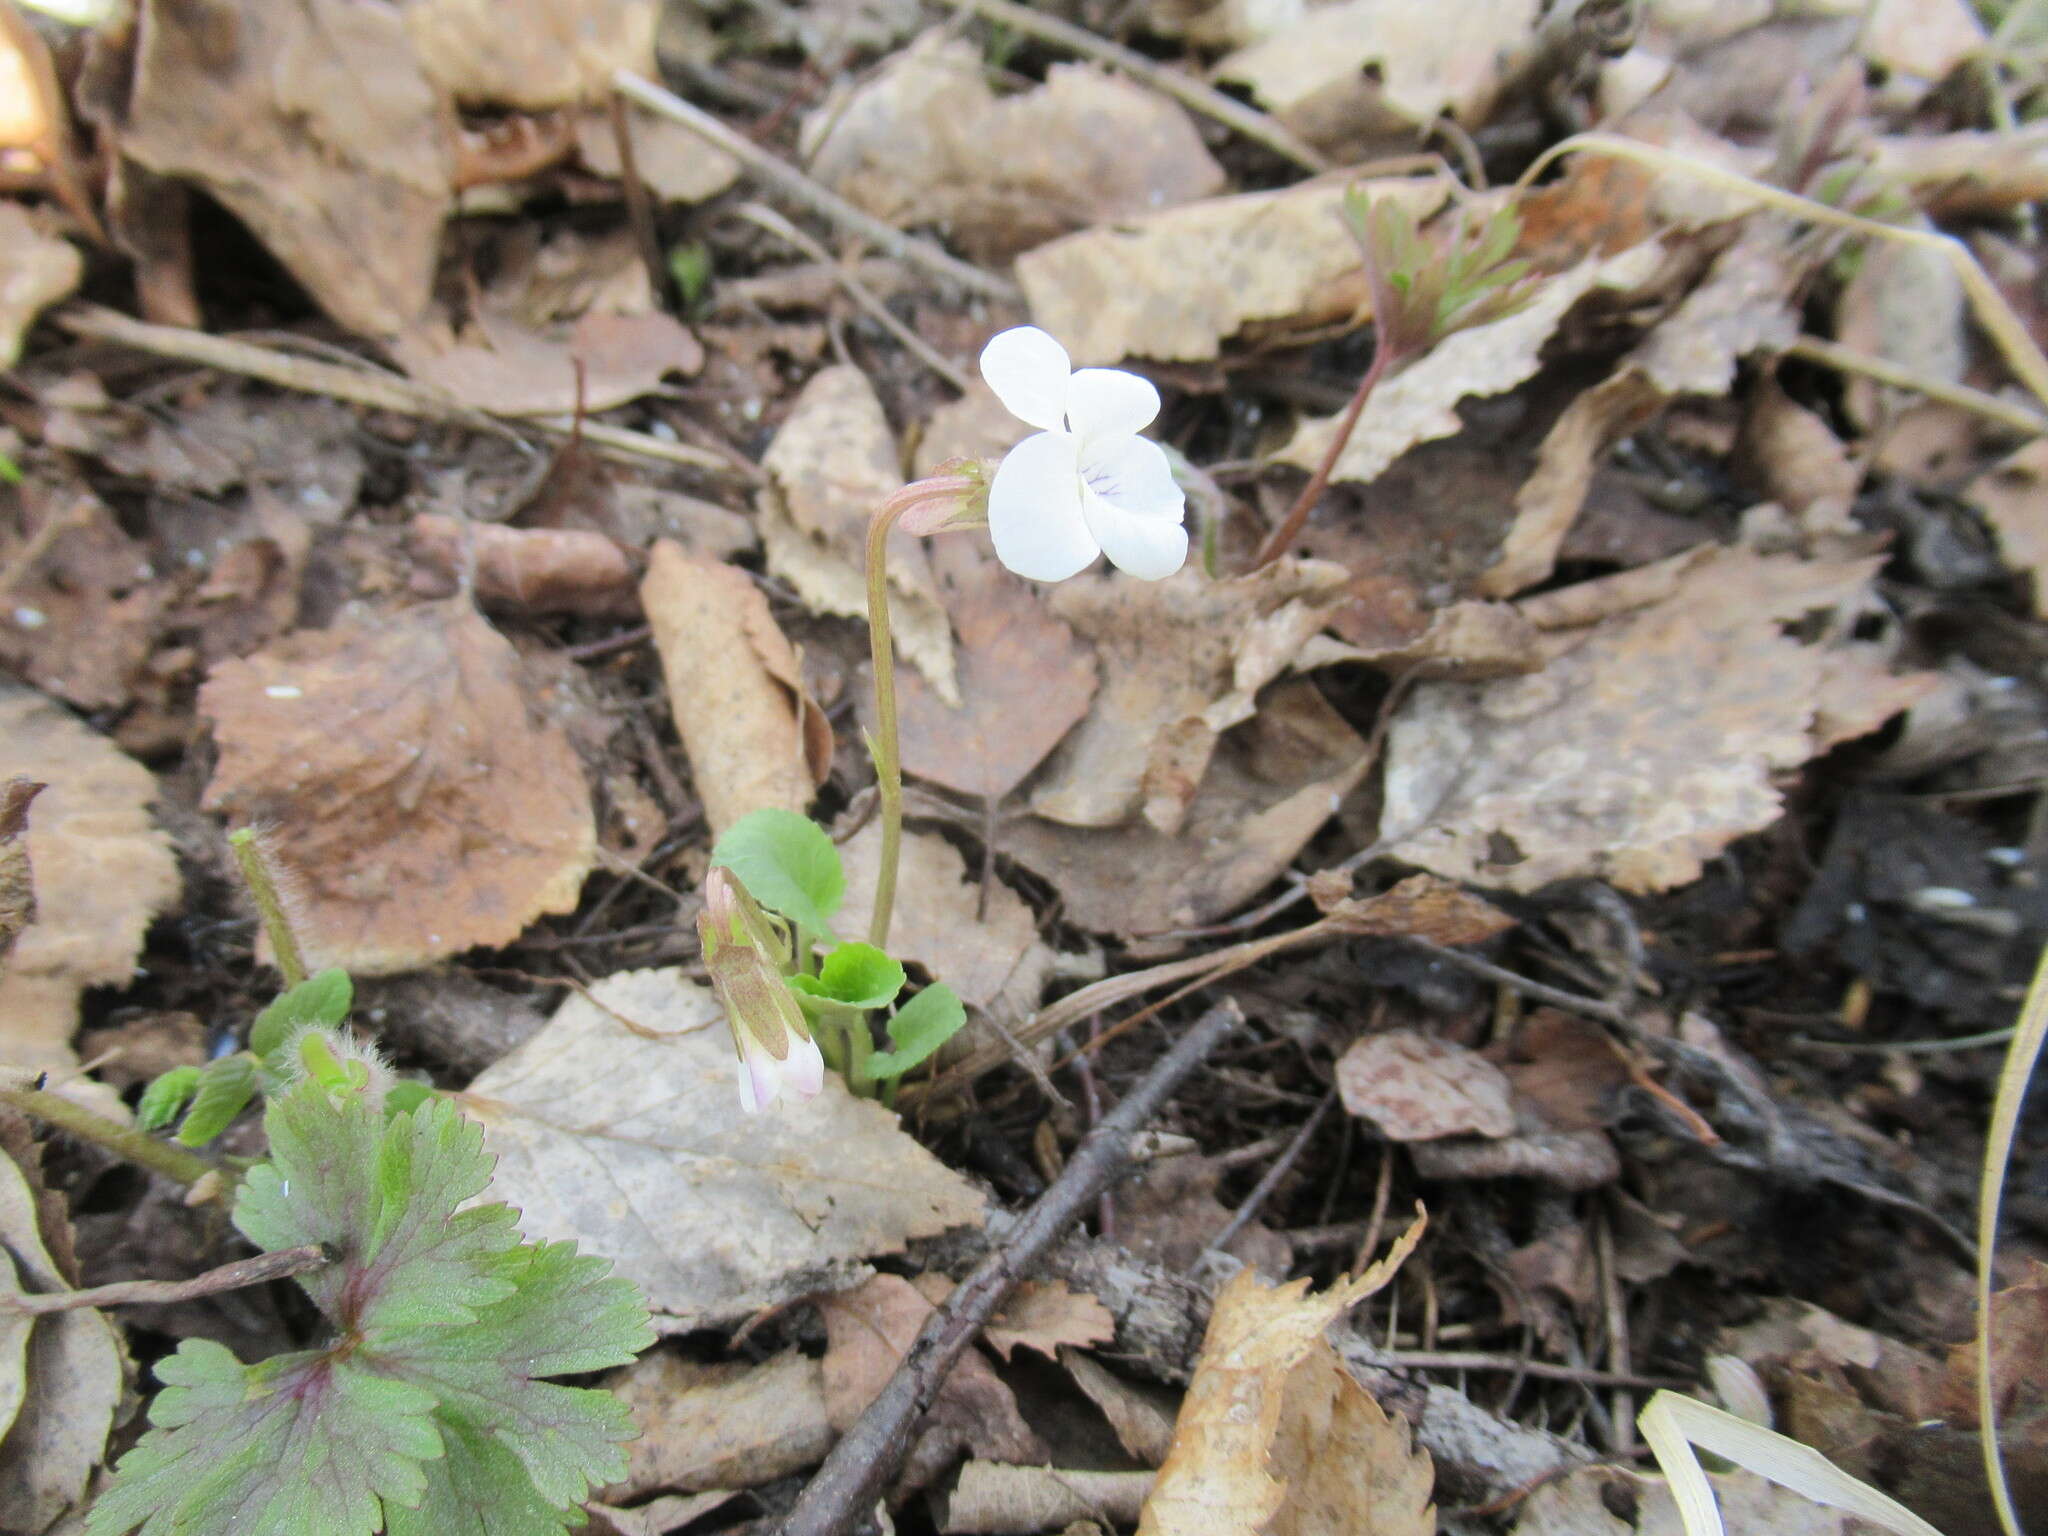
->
137, 1066, 202, 1133
710, 809, 843, 936
383, 1081, 436, 1118
865, 984, 968, 1079
787, 942, 905, 1011
251, 969, 354, 1059
174, 1055, 258, 1146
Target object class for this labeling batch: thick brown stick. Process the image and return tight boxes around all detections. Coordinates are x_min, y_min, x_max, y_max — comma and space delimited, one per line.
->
776, 999, 1243, 1536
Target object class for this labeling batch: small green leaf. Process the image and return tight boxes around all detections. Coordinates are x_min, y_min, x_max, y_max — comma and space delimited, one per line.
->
710, 810, 844, 937
865, 984, 967, 1079
137, 1066, 202, 1133
174, 1055, 258, 1146
788, 942, 905, 1011
667, 240, 712, 309
383, 1081, 435, 1119
251, 968, 354, 1059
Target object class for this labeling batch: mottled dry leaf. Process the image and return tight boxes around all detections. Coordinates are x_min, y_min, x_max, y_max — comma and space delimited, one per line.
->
1139, 1217, 1430, 1536
1835, 233, 1967, 431
406, 0, 654, 108
1017, 178, 1447, 365
124, 0, 453, 338
0, 781, 37, 976
462, 968, 985, 1331
819, 1274, 1045, 1491
0, 485, 162, 711
0, 687, 178, 1088
1735, 376, 1859, 518
410, 514, 638, 617
891, 545, 1096, 801
1030, 560, 1350, 833
643, 543, 816, 838
984, 1281, 1116, 1363
836, 823, 1052, 1015
1381, 547, 1935, 894
758, 365, 956, 701
1322, 874, 1516, 946
1336, 1031, 1515, 1141
393, 309, 703, 416
1967, 439, 2048, 618
1510, 1467, 1858, 1536
1278, 242, 1661, 488
0, 1146, 122, 1530
1063, 1349, 1181, 1466
605, 1350, 833, 1498
576, 103, 740, 203
199, 601, 594, 973
0, 203, 78, 368
944, 1465, 1155, 1533
805, 31, 1224, 262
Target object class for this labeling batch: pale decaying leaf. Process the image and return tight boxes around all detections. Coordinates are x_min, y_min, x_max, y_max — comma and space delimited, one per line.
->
575, 103, 740, 204
1380, 547, 1936, 895
984, 1280, 1116, 1363
460, 968, 985, 1331
199, 601, 595, 974
1214, 0, 1538, 151
1335, 1030, 1516, 1141
1017, 177, 1447, 365
758, 364, 957, 702
604, 1349, 833, 1499
1508, 1466, 1860, 1536
1966, 439, 2048, 619
0, 203, 79, 369
1278, 242, 1662, 488
0, 687, 178, 1091
943, 1464, 1156, 1534
124, 0, 455, 339
1030, 559, 1352, 834
405, 0, 655, 109
1833, 229, 1968, 432
0, 1145, 123, 1530
1139, 1215, 1431, 1536
642, 542, 817, 839
391, 309, 703, 416
804, 31, 1224, 262
1063, 1350, 1181, 1467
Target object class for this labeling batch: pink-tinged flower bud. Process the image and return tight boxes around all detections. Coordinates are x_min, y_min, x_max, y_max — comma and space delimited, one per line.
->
699, 867, 825, 1113
886, 460, 993, 537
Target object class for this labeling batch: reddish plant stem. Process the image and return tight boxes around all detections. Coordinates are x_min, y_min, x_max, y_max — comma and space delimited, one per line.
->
1250, 336, 1399, 569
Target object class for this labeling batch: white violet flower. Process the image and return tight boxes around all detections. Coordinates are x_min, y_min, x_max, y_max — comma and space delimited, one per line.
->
980, 326, 1188, 582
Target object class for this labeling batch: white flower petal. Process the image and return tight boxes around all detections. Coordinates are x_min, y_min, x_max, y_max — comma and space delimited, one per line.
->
1079, 434, 1185, 520
1082, 488, 1189, 580
989, 430, 1100, 582
980, 326, 1073, 433
736, 1047, 769, 1113
1068, 367, 1160, 441
784, 1031, 825, 1099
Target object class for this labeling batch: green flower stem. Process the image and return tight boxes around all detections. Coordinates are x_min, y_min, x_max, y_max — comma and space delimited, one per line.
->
1251, 335, 1398, 570
228, 828, 307, 989
845, 1016, 874, 1098
0, 1084, 212, 1187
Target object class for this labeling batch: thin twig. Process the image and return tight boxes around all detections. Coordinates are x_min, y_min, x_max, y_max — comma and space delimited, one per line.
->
1202, 1088, 1337, 1258
612, 69, 1021, 305
952, 0, 1329, 175
0, 1244, 329, 1315
777, 1000, 1243, 1536
1376, 1348, 1687, 1390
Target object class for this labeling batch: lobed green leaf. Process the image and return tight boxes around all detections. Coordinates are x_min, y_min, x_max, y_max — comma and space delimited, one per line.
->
788, 942, 905, 1012
865, 983, 968, 1079
250, 969, 354, 1059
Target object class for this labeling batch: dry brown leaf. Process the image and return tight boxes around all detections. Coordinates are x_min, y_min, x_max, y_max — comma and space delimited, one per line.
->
0, 484, 163, 710
818, 1273, 1045, 1492
1017, 177, 1447, 365
1834, 231, 1967, 431
461, 967, 985, 1331
1062, 1350, 1180, 1467
199, 600, 594, 973
1967, 438, 2048, 619
406, 0, 654, 109
1139, 1215, 1430, 1536
0, 687, 177, 1090
1029, 559, 1350, 833
889, 543, 1097, 801
643, 543, 817, 839
410, 514, 639, 617
1735, 375, 1859, 518
984, 1280, 1116, 1363
1111, 1151, 1291, 1277
0, 780, 37, 978
1278, 241, 1662, 488
393, 309, 703, 416
0, 203, 77, 369
0, 1144, 122, 1530
1335, 1031, 1516, 1141
586, 1490, 740, 1536
835, 823, 1052, 1015
1322, 874, 1516, 947
575, 103, 740, 203
1007, 678, 1373, 935
758, 364, 956, 701
805, 31, 1224, 262
1381, 546, 1935, 894
1852, 0, 1982, 84
1509, 1467, 1859, 1536
605, 1349, 833, 1498
1214, 0, 1537, 154
123, 0, 454, 339
942, 1464, 1155, 1534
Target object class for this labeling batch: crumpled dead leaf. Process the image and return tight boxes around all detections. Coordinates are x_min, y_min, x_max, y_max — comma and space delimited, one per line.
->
643, 543, 823, 838
0, 484, 162, 711
1017, 177, 1447, 365
758, 364, 956, 701
984, 1280, 1117, 1363
1139, 1214, 1430, 1536
576, 103, 740, 204
1336, 1031, 1516, 1141
199, 600, 594, 973
0, 203, 78, 370
1381, 545, 1934, 895
1029, 559, 1351, 834
0, 687, 178, 1093
604, 1349, 833, 1499
0, 781, 37, 978
805, 31, 1224, 263
393, 309, 703, 417
819, 1273, 1046, 1493
406, 0, 655, 109
1063, 1348, 1180, 1467
943, 1464, 1156, 1534
1966, 438, 2048, 619
410, 514, 639, 617
1508, 1466, 1861, 1536
462, 967, 986, 1331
